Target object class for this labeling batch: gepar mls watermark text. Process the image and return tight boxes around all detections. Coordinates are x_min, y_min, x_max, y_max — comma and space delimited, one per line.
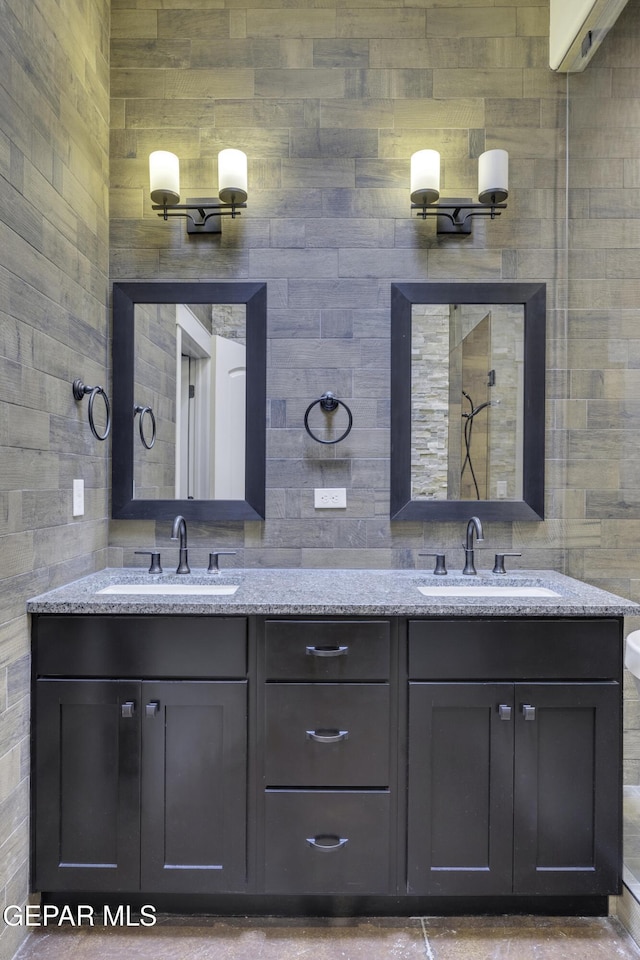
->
3, 904, 157, 927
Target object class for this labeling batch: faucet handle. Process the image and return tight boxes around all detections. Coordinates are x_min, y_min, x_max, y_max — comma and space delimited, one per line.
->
134, 551, 162, 574
207, 550, 237, 574
492, 552, 521, 575
419, 552, 447, 576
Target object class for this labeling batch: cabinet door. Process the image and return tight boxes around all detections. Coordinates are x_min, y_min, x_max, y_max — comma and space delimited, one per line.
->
513, 681, 621, 895
34, 679, 140, 892
407, 682, 514, 895
140, 681, 247, 893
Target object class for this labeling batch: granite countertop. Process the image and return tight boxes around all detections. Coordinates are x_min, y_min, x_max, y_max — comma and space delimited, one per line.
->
26, 567, 640, 618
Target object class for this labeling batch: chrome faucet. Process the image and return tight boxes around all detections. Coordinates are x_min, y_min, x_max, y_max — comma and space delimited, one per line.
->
462, 516, 484, 575
171, 515, 190, 574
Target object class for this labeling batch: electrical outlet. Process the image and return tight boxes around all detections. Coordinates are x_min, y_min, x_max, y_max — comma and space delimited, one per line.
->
496, 480, 507, 499
314, 487, 347, 509
73, 479, 85, 517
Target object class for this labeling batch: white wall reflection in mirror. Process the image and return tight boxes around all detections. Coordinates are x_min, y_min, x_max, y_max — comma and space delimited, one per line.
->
133, 303, 246, 501
411, 303, 524, 502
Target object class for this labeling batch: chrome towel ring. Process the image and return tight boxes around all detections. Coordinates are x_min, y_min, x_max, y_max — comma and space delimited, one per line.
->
72, 378, 111, 441
304, 391, 353, 445
134, 404, 157, 449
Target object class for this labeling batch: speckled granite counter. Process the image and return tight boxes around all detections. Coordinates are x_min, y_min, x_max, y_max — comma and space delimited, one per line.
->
26, 567, 640, 618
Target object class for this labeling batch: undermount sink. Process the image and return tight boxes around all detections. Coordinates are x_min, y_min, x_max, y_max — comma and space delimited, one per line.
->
97, 583, 239, 596
417, 584, 560, 598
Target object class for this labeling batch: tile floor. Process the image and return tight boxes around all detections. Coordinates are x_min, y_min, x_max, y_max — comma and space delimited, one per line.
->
13, 914, 640, 960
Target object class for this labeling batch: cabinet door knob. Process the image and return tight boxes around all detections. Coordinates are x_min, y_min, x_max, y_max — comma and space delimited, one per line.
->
305, 729, 349, 743
306, 835, 348, 852
522, 704, 536, 721
121, 701, 135, 719
498, 704, 512, 721
145, 701, 160, 718
306, 645, 348, 658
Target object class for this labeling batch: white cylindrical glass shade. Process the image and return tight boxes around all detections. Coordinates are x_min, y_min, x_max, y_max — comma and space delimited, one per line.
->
218, 149, 248, 204
410, 149, 440, 205
478, 149, 508, 204
149, 151, 180, 206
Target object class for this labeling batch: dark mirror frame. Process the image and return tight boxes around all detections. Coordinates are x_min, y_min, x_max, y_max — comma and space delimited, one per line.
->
111, 281, 267, 521
390, 281, 546, 522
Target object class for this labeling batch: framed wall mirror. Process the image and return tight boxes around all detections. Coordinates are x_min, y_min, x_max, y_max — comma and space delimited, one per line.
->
112, 281, 266, 521
390, 282, 546, 522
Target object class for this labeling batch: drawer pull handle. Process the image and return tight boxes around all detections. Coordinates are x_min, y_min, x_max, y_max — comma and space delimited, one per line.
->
498, 704, 512, 721
145, 701, 160, 718
522, 704, 536, 721
306, 645, 348, 658
121, 701, 135, 719
306, 835, 348, 852
306, 729, 349, 743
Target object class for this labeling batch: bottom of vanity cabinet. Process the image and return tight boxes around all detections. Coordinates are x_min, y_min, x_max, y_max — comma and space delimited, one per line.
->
264, 791, 391, 895
37, 890, 611, 920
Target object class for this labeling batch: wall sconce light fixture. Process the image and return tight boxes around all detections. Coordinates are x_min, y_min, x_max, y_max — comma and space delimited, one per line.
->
410, 148, 508, 235
150, 149, 248, 235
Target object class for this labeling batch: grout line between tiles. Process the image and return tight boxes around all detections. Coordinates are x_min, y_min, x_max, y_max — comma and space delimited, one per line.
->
418, 917, 437, 960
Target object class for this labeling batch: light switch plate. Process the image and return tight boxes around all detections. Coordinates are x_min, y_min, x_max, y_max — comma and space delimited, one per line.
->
73, 479, 85, 517
314, 488, 347, 509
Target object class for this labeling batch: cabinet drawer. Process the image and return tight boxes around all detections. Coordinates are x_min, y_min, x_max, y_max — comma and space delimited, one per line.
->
408, 619, 621, 680
34, 616, 247, 679
265, 684, 390, 786
264, 790, 391, 894
264, 620, 390, 680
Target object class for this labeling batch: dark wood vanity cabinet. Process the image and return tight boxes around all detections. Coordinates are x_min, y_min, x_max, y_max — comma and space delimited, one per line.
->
407, 619, 622, 898
32, 617, 248, 895
262, 619, 394, 895
408, 681, 619, 897
31, 613, 623, 907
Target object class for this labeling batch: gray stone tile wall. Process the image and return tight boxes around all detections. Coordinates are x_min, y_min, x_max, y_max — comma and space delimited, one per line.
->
566, 0, 640, 783
0, 0, 111, 957
109, 0, 568, 578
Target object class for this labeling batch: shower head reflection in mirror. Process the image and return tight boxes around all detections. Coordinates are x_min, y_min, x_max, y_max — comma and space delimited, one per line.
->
411, 301, 522, 503
390, 282, 546, 522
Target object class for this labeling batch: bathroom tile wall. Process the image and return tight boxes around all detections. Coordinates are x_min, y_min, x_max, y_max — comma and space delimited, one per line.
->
566, 0, 640, 783
108, 0, 570, 576
0, 0, 111, 958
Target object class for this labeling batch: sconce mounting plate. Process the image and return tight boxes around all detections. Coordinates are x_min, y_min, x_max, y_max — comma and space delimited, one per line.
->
185, 198, 222, 234
437, 198, 473, 235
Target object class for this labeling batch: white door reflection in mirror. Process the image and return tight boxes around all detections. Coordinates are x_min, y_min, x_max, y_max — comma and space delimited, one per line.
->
213, 335, 246, 498
132, 301, 246, 502
175, 304, 246, 500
